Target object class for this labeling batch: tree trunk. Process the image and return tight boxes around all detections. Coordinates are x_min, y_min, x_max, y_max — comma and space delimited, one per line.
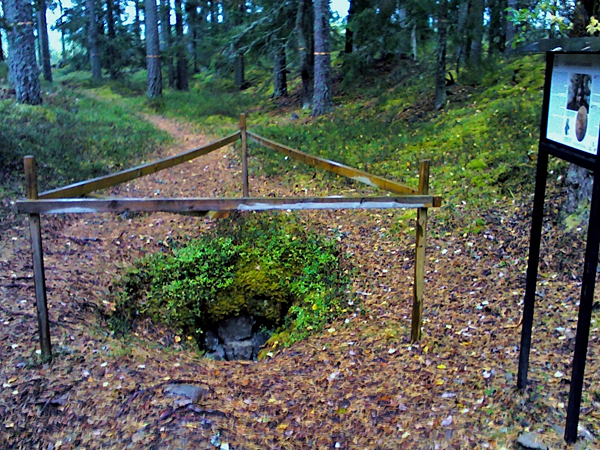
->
36, 0, 52, 82
411, 23, 417, 61
234, 52, 245, 90
344, 0, 355, 54
311, 0, 332, 116
505, 0, 516, 54
134, 0, 142, 40
87, 0, 102, 80
562, 0, 596, 216
3, 0, 42, 104
186, 0, 200, 73
160, 0, 176, 87
456, 1, 469, 73
0, 29, 4, 61
296, 0, 312, 109
105, 0, 118, 79
272, 44, 287, 98
174, 0, 188, 90
469, 0, 483, 66
434, 0, 447, 111
58, 0, 67, 66
488, 0, 506, 55
145, 0, 162, 99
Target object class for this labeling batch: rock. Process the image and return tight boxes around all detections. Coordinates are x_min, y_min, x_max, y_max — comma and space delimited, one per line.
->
218, 316, 254, 343
291, 113, 299, 120
204, 330, 220, 352
517, 432, 548, 450
206, 344, 225, 361
163, 384, 209, 402
252, 331, 270, 359
223, 340, 254, 360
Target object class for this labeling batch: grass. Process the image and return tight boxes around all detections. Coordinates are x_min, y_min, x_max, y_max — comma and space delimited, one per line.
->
0, 72, 170, 198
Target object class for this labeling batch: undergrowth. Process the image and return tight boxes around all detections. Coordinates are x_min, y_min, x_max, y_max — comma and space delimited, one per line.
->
0, 81, 170, 195
49, 54, 563, 236
110, 213, 353, 352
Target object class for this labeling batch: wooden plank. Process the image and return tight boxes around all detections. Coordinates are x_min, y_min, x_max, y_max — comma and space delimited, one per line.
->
247, 131, 417, 195
38, 132, 241, 199
411, 160, 430, 342
17, 195, 441, 215
24, 156, 52, 360
240, 114, 249, 197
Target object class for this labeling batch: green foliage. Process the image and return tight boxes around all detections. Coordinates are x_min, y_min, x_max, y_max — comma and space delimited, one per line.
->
110, 213, 352, 347
0, 83, 170, 194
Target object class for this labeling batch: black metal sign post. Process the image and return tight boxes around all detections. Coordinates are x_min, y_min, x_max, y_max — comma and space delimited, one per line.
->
516, 39, 600, 445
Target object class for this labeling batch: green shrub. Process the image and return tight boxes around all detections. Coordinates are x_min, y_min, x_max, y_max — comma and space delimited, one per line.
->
110, 213, 352, 348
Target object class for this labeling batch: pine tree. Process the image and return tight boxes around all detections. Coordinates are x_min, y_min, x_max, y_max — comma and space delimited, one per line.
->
36, 0, 52, 82
295, 0, 312, 109
87, 0, 102, 80
272, 42, 287, 98
3, 0, 42, 104
311, 0, 332, 116
145, 0, 163, 99
434, 0, 447, 111
174, 0, 188, 90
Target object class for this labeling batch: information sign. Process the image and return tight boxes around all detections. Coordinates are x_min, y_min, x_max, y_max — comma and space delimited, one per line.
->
546, 54, 600, 155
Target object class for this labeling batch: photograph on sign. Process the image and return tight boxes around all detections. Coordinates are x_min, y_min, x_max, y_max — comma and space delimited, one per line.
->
546, 54, 600, 155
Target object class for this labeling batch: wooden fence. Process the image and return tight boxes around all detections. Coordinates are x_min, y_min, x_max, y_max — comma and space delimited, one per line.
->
16, 114, 442, 359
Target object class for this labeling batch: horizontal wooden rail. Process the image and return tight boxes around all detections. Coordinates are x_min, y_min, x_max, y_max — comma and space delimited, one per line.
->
16, 195, 442, 215
247, 131, 417, 195
38, 132, 241, 199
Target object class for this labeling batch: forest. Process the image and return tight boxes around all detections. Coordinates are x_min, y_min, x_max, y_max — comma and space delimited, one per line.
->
1, 0, 600, 449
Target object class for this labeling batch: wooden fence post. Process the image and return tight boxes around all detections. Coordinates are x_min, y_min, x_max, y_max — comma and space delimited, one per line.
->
24, 156, 52, 360
411, 160, 430, 342
240, 113, 249, 197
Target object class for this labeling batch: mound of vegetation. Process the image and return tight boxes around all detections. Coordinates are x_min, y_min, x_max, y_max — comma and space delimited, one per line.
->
110, 213, 352, 353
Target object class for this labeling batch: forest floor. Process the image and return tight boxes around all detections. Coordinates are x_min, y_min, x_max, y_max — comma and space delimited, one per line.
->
1, 110, 599, 450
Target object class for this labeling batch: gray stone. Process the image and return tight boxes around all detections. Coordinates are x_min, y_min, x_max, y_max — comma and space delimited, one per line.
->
252, 331, 270, 359
517, 432, 548, 450
204, 330, 220, 352
206, 344, 225, 361
163, 384, 209, 402
223, 340, 254, 360
218, 315, 254, 343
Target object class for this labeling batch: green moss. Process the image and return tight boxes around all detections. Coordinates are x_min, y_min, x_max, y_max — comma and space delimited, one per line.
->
110, 213, 352, 348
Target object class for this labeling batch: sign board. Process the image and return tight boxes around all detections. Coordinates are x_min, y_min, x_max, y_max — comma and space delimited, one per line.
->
546, 54, 600, 155
516, 38, 600, 445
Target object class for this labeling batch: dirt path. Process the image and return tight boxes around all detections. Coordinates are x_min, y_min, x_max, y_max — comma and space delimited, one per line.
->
1, 113, 597, 449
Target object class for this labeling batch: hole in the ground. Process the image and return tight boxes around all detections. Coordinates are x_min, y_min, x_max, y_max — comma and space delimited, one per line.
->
109, 213, 353, 360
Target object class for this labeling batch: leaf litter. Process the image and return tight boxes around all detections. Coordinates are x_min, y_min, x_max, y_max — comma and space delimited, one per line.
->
0, 114, 598, 449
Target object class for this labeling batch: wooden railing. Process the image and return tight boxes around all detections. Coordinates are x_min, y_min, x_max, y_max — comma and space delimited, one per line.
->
16, 114, 442, 359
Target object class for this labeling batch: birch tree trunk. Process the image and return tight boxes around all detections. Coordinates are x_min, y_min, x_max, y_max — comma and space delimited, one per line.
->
3, 0, 42, 104
311, 0, 333, 117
